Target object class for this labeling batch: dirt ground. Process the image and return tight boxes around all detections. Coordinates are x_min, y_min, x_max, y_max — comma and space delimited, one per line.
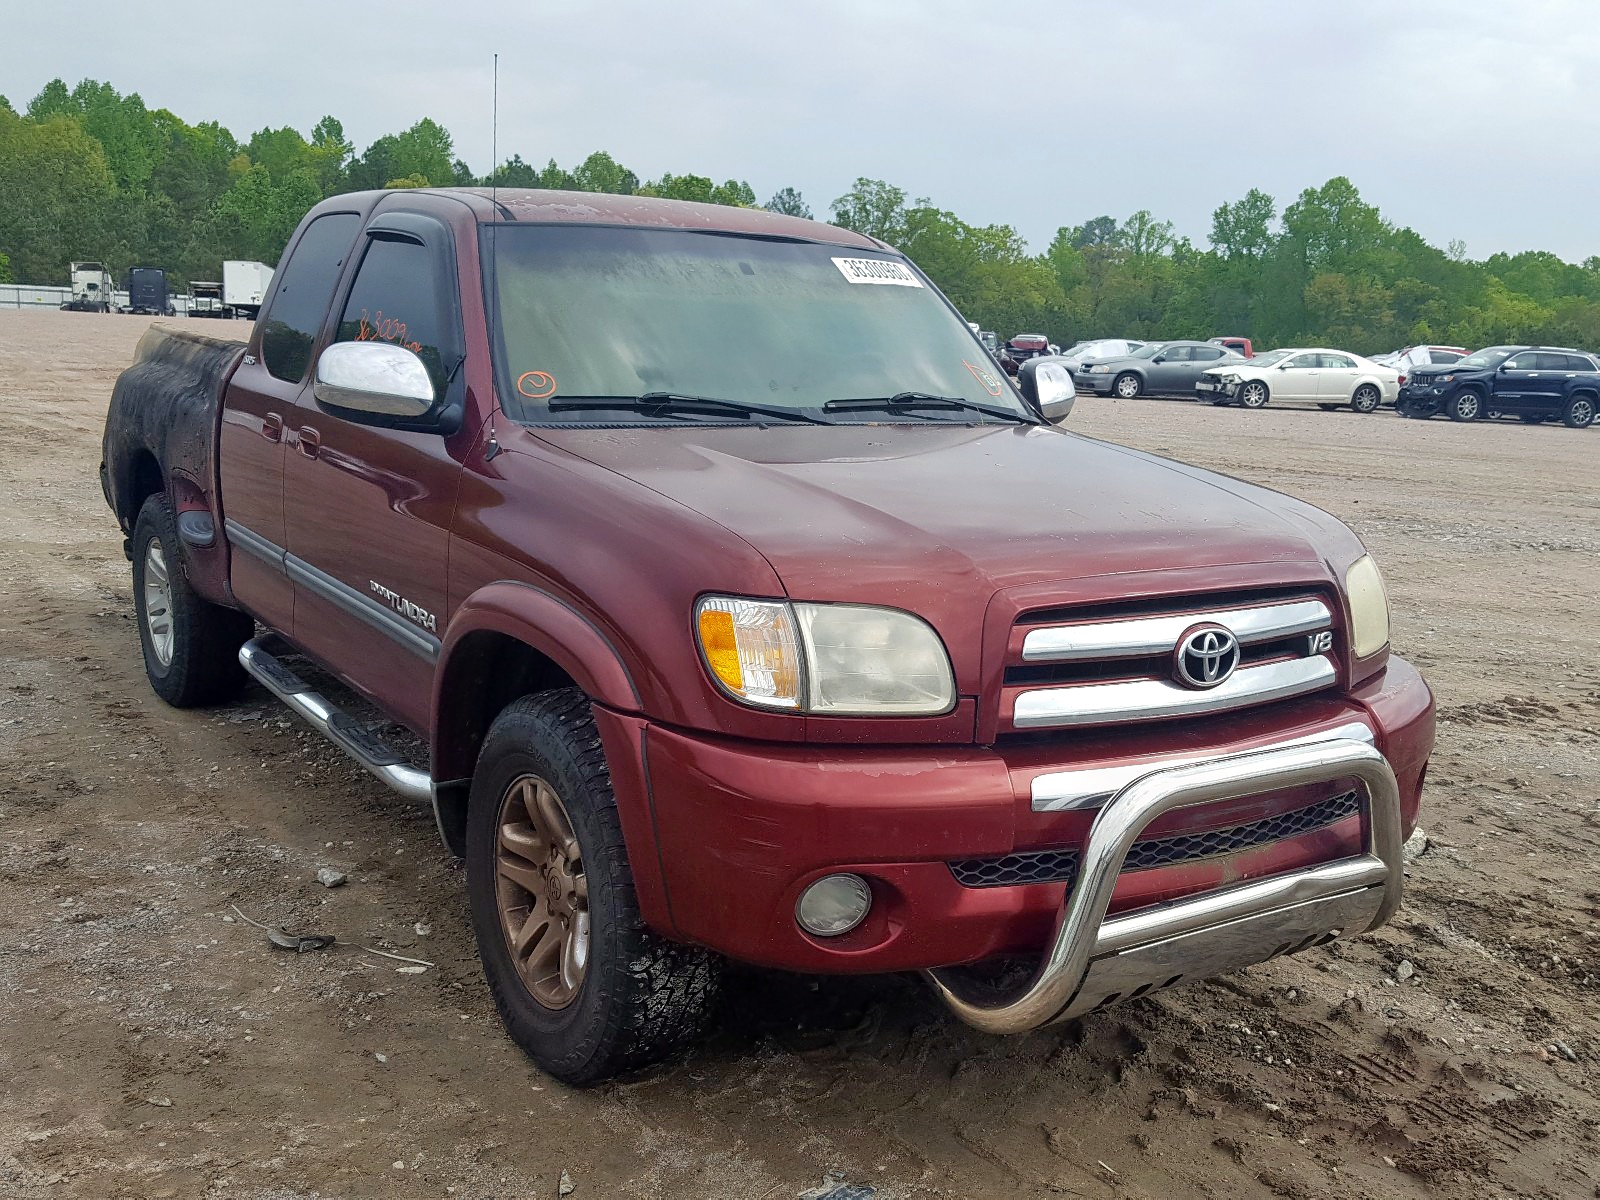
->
0, 308, 1596, 1200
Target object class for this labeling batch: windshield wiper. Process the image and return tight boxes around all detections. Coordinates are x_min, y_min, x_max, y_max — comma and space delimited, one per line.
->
546, 392, 828, 425
823, 392, 1035, 424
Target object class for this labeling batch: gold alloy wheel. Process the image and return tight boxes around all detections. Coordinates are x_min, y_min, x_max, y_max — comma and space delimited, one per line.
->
494, 773, 590, 1009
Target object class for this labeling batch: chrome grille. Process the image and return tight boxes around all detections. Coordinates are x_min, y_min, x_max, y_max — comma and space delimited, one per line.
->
948, 789, 1361, 889
1006, 593, 1338, 730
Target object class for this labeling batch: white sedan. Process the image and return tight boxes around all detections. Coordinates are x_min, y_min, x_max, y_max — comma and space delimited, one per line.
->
1195, 348, 1400, 412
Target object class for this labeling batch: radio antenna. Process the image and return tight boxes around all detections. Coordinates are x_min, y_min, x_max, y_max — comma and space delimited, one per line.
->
485, 51, 502, 461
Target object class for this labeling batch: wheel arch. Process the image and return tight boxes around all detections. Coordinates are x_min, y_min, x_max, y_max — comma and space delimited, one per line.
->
431, 583, 643, 787
119, 448, 165, 530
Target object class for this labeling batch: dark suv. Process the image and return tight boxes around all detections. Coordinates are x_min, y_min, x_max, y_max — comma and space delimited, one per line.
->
1397, 345, 1600, 428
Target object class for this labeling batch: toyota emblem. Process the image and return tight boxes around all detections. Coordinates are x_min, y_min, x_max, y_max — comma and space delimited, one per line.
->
1174, 624, 1241, 689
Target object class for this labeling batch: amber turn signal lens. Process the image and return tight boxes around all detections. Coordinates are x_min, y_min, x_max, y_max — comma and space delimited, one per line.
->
697, 608, 743, 691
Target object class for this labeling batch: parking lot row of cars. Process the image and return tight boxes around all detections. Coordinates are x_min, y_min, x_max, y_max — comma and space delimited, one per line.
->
1008, 337, 1599, 429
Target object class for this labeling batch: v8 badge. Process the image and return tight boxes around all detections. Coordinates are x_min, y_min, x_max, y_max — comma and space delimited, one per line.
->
1307, 630, 1334, 655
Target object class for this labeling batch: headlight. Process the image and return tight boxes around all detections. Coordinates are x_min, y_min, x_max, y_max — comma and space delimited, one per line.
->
1344, 555, 1390, 658
1088, 364, 1113, 374
695, 596, 955, 716
1439, 374, 1455, 383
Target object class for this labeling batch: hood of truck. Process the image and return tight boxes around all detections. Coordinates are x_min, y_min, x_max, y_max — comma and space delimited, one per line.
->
536, 423, 1347, 603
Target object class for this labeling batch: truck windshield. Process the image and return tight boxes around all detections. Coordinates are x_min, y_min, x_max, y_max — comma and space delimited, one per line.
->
484, 225, 1031, 425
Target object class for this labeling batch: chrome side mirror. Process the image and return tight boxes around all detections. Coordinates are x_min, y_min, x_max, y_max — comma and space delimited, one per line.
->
314, 340, 435, 418
1024, 360, 1077, 422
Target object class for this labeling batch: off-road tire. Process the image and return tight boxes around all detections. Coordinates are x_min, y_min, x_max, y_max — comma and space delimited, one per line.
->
1350, 384, 1381, 414
1448, 390, 1482, 422
1562, 393, 1596, 429
466, 689, 719, 1086
131, 494, 252, 707
1239, 380, 1270, 409
1113, 372, 1142, 399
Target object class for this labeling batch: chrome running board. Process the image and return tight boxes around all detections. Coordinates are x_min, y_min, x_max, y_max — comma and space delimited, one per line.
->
925, 737, 1401, 1034
238, 638, 433, 805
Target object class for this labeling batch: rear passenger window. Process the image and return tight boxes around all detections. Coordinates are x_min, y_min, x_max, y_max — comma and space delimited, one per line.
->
333, 236, 458, 393
260, 213, 362, 383
1192, 347, 1224, 361
1320, 354, 1355, 369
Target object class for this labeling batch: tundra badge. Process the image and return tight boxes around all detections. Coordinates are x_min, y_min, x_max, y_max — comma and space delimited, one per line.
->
370, 581, 437, 632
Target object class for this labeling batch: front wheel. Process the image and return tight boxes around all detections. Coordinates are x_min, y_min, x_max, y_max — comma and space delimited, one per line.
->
1239, 380, 1270, 409
1563, 394, 1596, 429
1350, 384, 1381, 413
131, 494, 252, 707
1113, 372, 1142, 399
1448, 390, 1482, 422
466, 690, 719, 1085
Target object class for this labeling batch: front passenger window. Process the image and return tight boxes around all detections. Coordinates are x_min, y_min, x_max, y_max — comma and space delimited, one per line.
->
333, 236, 459, 395
1503, 355, 1533, 370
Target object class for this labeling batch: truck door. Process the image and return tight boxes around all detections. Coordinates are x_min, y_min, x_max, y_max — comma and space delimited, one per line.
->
282, 214, 468, 735
218, 211, 362, 634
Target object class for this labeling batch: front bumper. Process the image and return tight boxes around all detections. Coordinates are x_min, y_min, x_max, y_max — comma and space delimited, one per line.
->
594, 656, 1432, 983
1075, 371, 1119, 395
1195, 377, 1239, 401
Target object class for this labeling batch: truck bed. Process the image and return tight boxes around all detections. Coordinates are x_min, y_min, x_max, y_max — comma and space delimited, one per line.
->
100, 324, 245, 535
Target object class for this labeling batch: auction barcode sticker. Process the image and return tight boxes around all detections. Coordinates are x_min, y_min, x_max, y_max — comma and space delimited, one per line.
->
832, 257, 924, 287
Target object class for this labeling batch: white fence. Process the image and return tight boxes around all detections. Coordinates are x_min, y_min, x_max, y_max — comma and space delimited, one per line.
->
0, 282, 202, 315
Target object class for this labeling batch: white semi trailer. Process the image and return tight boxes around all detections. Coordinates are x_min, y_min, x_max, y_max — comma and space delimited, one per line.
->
222, 260, 274, 320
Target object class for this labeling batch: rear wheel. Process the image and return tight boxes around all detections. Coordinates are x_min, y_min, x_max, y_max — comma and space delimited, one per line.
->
1113, 372, 1142, 399
131, 494, 252, 707
1239, 380, 1270, 409
1563, 394, 1596, 429
1350, 384, 1381, 414
1448, 390, 1482, 422
466, 690, 719, 1085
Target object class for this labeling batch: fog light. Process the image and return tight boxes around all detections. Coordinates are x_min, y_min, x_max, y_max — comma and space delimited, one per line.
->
795, 873, 872, 937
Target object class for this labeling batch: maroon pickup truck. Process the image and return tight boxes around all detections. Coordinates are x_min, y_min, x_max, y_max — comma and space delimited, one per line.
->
101, 189, 1434, 1085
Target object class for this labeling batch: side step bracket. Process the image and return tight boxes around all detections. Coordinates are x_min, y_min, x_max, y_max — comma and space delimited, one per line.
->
238, 638, 433, 805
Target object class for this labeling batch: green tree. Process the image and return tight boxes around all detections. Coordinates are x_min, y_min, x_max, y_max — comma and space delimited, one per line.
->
570, 151, 638, 195
1209, 188, 1276, 259
765, 187, 811, 218
0, 106, 118, 281
640, 173, 715, 203
830, 178, 910, 244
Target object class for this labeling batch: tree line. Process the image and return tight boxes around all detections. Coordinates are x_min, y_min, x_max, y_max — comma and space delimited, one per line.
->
5, 77, 1600, 355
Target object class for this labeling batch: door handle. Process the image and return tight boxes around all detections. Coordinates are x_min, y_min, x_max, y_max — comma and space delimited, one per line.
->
297, 426, 322, 459
261, 412, 283, 442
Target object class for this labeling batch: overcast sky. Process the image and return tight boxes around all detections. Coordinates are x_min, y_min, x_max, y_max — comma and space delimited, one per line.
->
12, 0, 1600, 261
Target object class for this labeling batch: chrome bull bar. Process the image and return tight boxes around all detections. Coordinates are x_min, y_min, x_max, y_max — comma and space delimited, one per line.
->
926, 738, 1401, 1034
